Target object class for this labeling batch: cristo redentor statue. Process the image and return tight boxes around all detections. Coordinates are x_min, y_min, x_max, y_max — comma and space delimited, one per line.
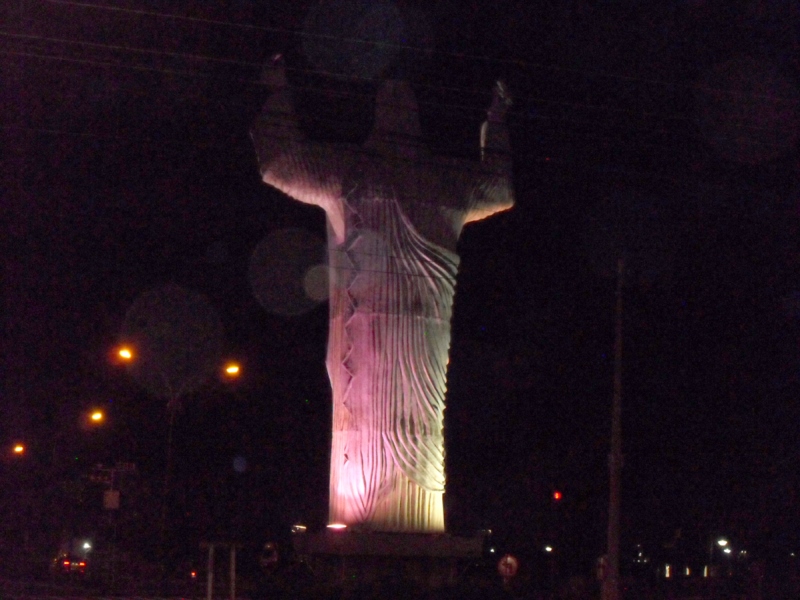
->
252, 56, 514, 533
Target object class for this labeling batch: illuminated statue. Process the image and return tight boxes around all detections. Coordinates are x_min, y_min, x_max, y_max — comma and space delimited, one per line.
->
252, 56, 513, 532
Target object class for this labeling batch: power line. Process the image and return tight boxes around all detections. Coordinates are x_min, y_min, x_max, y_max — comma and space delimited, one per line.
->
0, 48, 256, 83
0, 30, 263, 68
8, 2, 800, 143
4, 43, 793, 152
4, 26, 797, 150
27, 0, 800, 106
41, 0, 276, 32
3, 19, 795, 189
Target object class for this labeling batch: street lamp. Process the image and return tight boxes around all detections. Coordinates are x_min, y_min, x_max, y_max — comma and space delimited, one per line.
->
223, 362, 241, 377
51, 409, 109, 465
708, 537, 729, 571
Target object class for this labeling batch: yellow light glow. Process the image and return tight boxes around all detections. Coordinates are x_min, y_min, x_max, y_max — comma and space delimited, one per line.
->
13, 444, 24, 454
327, 523, 347, 530
90, 411, 104, 422
224, 363, 241, 376
118, 347, 133, 361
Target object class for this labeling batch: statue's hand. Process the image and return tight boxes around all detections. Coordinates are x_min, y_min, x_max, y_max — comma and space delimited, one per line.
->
260, 53, 288, 90
487, 80, 512, 122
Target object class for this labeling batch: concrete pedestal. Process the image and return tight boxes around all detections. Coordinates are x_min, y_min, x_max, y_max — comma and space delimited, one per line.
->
290, 530, 490, 595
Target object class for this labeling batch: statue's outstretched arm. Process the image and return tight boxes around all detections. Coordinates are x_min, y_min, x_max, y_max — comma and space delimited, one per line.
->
251, 55, 346, 239
463, 80, 515, 224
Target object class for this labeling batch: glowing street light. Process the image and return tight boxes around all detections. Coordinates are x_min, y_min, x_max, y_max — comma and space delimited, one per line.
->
13, 444, 25, 455
90, 410, 105, 423
118, 347, 133, 361
708, 537, 731, 568
223, 362, 241, 377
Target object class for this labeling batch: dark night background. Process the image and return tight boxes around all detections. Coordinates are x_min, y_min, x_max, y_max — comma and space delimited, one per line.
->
2, 0, 799, 587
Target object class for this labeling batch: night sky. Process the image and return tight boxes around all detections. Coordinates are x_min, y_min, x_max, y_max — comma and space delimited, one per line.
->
3, 0, 800, 573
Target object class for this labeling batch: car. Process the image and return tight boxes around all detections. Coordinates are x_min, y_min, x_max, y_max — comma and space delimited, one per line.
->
52, 554, 88, 578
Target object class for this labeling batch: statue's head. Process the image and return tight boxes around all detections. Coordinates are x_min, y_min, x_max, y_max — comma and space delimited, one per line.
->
365, 80, 426, 160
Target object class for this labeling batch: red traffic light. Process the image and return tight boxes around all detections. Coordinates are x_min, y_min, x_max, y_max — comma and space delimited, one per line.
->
552, 491, 563, 501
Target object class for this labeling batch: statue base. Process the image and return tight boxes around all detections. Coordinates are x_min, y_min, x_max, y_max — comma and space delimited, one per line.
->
284, 529, 499, 597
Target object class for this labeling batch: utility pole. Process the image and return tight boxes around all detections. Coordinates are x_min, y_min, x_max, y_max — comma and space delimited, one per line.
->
602, 256, 624, 600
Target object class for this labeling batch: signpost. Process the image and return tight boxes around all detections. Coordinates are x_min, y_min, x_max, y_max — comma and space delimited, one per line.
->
498, 553, 520, 583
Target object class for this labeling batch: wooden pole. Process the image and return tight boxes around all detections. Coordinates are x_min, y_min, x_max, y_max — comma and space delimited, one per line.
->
603, 256, 624, 600
206, 543, 214, 600
229, 544, 236, 600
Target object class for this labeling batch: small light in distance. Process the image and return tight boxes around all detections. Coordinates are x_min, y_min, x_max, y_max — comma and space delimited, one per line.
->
327, 523, 347, 531
723, 547, 732, 554
544, 546, 553, 553
224, 363, 241, 377
90, 411, 104, 422
552, 490, 562, 501
13, 444, 24, 454
118, 347, 133, 361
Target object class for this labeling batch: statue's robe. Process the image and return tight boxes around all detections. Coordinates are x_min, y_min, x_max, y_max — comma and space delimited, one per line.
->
252, 80, 513, 532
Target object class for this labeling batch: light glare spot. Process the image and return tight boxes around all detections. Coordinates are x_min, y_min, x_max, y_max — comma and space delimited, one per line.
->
249, 228, 326, 316
303, 264, 329, 302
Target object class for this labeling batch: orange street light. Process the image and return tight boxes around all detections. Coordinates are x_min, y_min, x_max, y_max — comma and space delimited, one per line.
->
223, 362, 241, 377
90, 410, 105, 423
13, 443, 25, 455
118, 347, 133, 361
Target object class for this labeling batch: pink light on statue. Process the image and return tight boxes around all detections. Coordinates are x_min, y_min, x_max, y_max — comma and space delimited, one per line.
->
253, 56, 514, 533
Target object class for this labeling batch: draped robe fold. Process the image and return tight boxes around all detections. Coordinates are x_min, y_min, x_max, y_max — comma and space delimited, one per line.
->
252, 81, 513, 532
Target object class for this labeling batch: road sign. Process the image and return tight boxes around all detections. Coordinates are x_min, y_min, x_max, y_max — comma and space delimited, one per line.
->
498, 554, 519, 579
